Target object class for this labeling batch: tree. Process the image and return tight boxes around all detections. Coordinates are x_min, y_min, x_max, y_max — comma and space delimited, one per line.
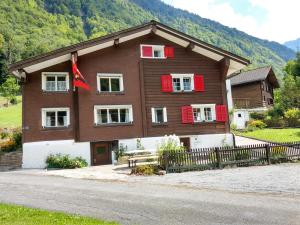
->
284, 52, 300, 78
0, 76, 20, 105
279, 75, 300, 110
0, 34, 8, 85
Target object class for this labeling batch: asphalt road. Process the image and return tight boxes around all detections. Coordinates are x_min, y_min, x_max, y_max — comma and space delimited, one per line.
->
0, 172, 300, 225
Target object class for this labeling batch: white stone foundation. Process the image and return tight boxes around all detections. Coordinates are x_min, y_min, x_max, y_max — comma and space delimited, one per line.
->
22, 140, 91, 168
119, 133, 234, 152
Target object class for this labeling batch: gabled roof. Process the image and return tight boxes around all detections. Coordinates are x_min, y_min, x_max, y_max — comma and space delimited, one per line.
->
9, 20, 249, 78
230, 66, 280, 88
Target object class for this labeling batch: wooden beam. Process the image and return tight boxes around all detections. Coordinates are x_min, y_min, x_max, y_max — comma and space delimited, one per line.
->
151, 25, 157, 34
139, 60, 148, 137
186, 42, 195, 51
71, 52, 80, 142
219, 57, 231, 133
114, 38, 120, 47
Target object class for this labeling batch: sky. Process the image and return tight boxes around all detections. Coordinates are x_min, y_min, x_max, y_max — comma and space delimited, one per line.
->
162, 0, 300, 44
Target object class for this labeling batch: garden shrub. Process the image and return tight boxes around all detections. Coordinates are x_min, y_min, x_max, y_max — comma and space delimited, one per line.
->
247, 120, 267, 129
157, 136, 186, 169
131, 165, 160, 176
264, 116, 286, 128
234, 150, 251, 161
284, 108, 300, 127
245, 120, 266, 131
46, 154, 88, 169
271, 146, 288, 163
250, 112, 266, 120
0, 130, 22, 153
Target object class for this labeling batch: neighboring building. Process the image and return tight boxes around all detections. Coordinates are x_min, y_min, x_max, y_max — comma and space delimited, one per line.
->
9, 21, 249, 168
229, 66, 280, 129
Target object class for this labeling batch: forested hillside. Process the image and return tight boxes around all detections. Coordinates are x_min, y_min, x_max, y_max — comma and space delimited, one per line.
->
0, 0, 296, 82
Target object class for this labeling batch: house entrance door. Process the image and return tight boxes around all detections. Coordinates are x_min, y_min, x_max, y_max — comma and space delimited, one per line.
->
92, 142, 111, 165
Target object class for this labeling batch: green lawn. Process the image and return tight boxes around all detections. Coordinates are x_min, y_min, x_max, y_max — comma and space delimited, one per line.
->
0, 203, 119, 225
236, 128, 300, 143
0, 103, 22, 128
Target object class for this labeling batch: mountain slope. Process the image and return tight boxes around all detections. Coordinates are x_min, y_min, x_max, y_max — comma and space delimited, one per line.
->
284, 38, 300, 52
0, 0, 295, 79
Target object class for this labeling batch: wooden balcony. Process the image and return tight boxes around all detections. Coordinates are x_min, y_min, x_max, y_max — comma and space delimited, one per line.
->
233, 98, 259, 109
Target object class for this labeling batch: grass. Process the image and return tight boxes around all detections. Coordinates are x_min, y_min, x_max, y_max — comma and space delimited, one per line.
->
0, 203, 119, 225
235, 128, 300, 143
0, 103, 21, 128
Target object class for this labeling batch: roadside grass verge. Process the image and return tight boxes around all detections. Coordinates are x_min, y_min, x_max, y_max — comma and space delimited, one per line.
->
0, 103, 21, 128
0, 203, 119, 225
235, 128, 300, 143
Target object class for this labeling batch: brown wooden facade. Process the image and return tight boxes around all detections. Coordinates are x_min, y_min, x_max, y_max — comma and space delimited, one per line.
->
22, 34, 232, 143
231, 70, 279, 109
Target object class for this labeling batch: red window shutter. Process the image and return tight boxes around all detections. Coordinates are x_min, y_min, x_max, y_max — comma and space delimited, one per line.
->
161, 75, 173, 92
142, 46, 153, 57
164, 46, 174, 58
194, 74, 204, 92
181, 106, 194, 124
216, 105, 228, 122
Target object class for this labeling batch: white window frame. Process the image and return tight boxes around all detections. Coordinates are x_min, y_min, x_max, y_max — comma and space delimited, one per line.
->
151, 107, 167, 123
171, 74, 194, 92
191, 104, 216, 122
140, 44, 166, 59
41, 107, 70, 128
94, 105, 133, 125
97, 73, 124, 93
41, 72, 69, 92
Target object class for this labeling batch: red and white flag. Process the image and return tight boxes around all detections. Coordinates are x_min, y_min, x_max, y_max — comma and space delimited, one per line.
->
72, 55, 90, 91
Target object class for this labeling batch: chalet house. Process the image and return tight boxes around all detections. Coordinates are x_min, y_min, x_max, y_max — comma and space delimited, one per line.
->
9, 21, 249, 168
229, 66, 280, 129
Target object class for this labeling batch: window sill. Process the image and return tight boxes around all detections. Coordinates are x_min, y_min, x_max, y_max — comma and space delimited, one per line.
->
41, 126, 70, 131
94, 122, 133, 127
152, 122, 168, 127
42, 90, 70, 93
171, 91, 195, 94
96, 91, 125, 96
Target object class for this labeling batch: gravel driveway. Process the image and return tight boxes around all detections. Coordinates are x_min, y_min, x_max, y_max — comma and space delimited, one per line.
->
1, 169, 300, 225
19, 163, 300, 196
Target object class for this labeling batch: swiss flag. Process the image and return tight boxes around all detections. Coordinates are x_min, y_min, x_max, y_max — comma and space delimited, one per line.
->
72, 55, 90, 91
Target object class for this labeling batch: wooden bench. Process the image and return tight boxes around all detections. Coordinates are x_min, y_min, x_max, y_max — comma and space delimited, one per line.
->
128, 155, 159, 168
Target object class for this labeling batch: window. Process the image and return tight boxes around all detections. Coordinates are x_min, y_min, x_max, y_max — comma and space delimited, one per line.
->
172, 78, 181, 91
171, 74, 194, 92
140, 45, 165, 59
267, 98, 274, 105
41, 108, 70, 128
97, 73, 123, 93
191, 104, 216, 122
183, 78, 191, 91
94, 105, 133, 125
151, 107, 167, 123
42, 72, 69, 92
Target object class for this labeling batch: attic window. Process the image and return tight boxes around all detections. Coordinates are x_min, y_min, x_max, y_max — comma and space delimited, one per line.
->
141, 45, 166, 59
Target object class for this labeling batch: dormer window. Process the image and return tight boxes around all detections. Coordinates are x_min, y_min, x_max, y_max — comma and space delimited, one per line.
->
141, 45, 174, 59
42, 72, 69, 92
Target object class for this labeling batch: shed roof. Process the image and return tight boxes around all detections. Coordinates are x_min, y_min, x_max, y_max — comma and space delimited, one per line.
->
230, 66, 280, 88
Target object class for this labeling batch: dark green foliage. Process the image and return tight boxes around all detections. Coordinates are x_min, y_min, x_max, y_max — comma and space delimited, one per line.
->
46, 154, 88, 169
0, 0, 296, 85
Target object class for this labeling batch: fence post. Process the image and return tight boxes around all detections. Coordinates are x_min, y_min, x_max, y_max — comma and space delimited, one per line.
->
215, 147, 221, 169
265, 144, 271, 165
163, 151, 169, 173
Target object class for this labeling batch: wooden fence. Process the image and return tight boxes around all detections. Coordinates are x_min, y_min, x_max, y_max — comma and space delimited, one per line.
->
159, 142, 300, 173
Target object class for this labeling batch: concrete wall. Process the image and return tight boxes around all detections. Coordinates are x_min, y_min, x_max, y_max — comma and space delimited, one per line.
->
23, 140, 91, 168
226, 79, 233, 111
119, 133, 233, 152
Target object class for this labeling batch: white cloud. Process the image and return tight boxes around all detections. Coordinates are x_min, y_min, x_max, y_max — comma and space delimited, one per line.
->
162, 0, 300, 43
